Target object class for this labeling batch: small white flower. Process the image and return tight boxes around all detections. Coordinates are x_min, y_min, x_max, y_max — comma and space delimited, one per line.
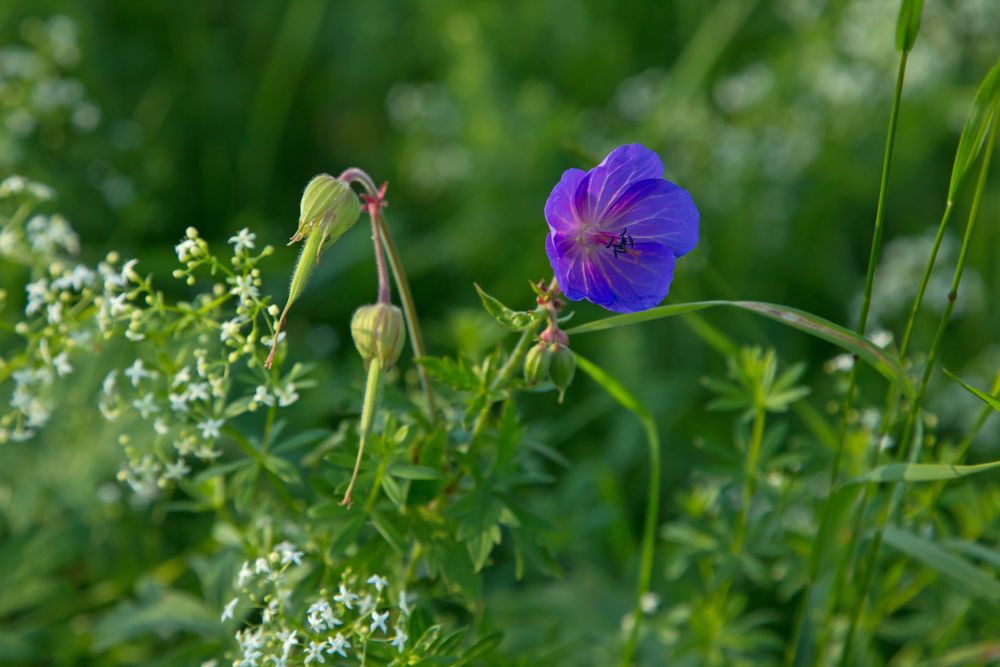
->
168, 392, 189, 413
334, 584, 358, 609
279, 629, 298, 656
276, 383, 299, 407
253, 385, 274, 406
370, 609, 389, 634
52, 351, 72, 376
255, 557, 270, 575
828, 353, 854, 373
187, 382, 209, 402
198, 418, 223, 439
367, 574, 389, 592
228, 228, 256, 254
640, 592, 660, 615
304, 640, 326, 665
124, 359, 153, 387
153, 417, 169, 435
326, 633, 350, 657
163, 459, 190, 481
275, 541, 303, 566
390, 626, 408, 653
175, 238, 200, 262
870, 329, 893, 349
229, 274, 259, 303
237, 561, 253, 587
132, 393, 159, 419
172, 366, 191, 387
398, 590, 412, 616
220, 317, 242, 343
358, 594, 375, 616
221, 596, 239, 622
102, 370, 118, 396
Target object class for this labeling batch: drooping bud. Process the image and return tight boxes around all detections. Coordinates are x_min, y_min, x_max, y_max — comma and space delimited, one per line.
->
265, 175, 361, 369
523, 342, 552, 386
549, 345, 576, 403
351, 303, 406, 368
293, 174, 361, 247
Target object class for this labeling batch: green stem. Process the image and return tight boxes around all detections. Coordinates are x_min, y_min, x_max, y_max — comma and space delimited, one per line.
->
838, 110, 998, 667
620, 416, 661, 667
341, 357, 383, 508
790, 48, 910, 667
731, 405, 767, 556
471, 321, 542, 440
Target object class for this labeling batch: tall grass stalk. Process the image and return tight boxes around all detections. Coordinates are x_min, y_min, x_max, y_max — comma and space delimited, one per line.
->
837, 113, 998, 666
785, 50, 910, 667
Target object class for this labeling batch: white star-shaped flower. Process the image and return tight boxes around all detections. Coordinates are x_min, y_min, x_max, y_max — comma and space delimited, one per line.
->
220, 597, 238, 622
228, 228, 256, 254
326, 633, 350, 657
370, 609, 389, 634
390, 626, 408, 653
334, 584, 358, 609
367, 574, 388, 592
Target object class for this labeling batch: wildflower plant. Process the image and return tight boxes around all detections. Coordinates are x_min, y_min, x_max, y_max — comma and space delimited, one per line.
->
3, 3, 1000, 667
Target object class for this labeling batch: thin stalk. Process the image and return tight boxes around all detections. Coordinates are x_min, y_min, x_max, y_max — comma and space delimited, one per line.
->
838, 112, 998, 667
620, 416, 661, 667
731, 406, 767, 556
788, 49, 910, 667
340, 167, 437, 419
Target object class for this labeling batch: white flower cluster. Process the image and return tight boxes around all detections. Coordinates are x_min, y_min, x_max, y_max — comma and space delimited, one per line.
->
224, 543, 412, 666
0, 180, 309, 500
0, 177, 138, 443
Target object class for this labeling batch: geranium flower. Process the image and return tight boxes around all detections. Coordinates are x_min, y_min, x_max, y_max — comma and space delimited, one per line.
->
544, 143, 699, 313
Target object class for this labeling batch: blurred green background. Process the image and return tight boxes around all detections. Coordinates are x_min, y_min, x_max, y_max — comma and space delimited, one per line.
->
2, 0, 999, 663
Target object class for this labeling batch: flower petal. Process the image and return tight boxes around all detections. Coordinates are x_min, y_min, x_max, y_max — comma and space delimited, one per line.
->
546, 233, 613, 306
544, 168, 586, 234
603, 178, 699, 257
573, 144, 664, 224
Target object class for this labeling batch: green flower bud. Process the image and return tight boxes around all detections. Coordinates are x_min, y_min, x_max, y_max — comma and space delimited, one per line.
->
351, 303, 406, 368
292, 174, 361, 248
523, 342, 552, 386
549, 345, 576, 403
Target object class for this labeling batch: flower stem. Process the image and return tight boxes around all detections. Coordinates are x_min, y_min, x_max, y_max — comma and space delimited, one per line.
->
838, 111, 998, 667
341, 357, 383, 508
731, 405, 767, 557
788, 49, 910, 666
339, 167, 437, 419
620, 416, 661, 667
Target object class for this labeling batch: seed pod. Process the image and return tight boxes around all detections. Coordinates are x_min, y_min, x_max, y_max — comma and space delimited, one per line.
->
523, 342, 552, 386
293, 174, 361, 248
351, 303, 406, 368
549, 345, 576, 402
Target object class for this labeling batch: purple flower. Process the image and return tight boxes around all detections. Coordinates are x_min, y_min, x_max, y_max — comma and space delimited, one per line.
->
544, 144, 699, 313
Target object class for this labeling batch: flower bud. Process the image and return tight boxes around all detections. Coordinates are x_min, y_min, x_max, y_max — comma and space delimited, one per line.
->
351, 303, 406, 368
549, 345, 576, 402
292, 174, 361, 248
523, 342, 552, 386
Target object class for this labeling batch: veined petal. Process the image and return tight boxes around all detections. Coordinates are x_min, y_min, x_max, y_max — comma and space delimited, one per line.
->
546, 233, 613, 306
573, 144, 664, 224
603, 178, 699, 257
591, 243, 677, 313
544, 168, 586, 234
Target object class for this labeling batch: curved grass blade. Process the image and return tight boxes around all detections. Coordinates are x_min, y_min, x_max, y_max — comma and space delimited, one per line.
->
943, 368, 1000, 412
949, 58, 1000, 201
849, 460, 1000, 484
883, 527, 1000, 601
566, 300, 914, 398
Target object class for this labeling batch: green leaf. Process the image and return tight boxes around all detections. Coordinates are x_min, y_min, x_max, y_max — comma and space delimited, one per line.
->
849, 460, 1000, 484
455, 631, 504, 665
416, 356, 481, 392
883, 527, 1000, 601
949, 58, 1000, 201
387, 462, 445, 480
894, 0, 924, 52
92, 587, 219, 651
474, 283, 539, 331
448, 486, 503, 572
943, 368, 1000, 412
573, 353, 651, 420
567, 300, 915, 398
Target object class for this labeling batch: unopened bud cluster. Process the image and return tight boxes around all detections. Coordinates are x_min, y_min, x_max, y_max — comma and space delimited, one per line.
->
523, 323, 576, 401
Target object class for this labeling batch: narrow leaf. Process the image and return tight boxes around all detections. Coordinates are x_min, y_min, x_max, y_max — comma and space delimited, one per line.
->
883, 527, 1000, 601
574, 354, 651, 421
949, 58, 1000, 201
849, 460, 1000, 484
894, 0, 924, 53
387, 463, 444, 480
567, 300, 914, 398
943, 368, 1000, 412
